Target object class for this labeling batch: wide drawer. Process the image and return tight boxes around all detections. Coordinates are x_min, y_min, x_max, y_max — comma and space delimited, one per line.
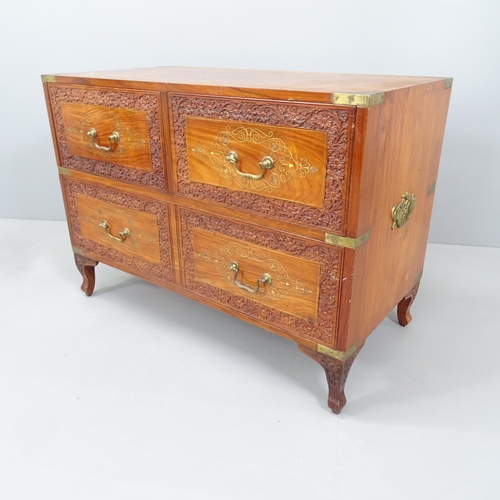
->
49, 85, 166, 189
170, 94, 355, 231
63, 178, 173, 282
178, 208, 342, 344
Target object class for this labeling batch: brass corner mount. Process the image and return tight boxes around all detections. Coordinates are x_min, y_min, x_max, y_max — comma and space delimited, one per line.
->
41, 75, 56, 83
332, 92, 385, 108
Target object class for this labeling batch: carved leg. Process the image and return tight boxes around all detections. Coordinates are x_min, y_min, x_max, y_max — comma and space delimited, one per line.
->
397, 281, 420, 327
74, 254, 99, 297
298, 343, 363, 414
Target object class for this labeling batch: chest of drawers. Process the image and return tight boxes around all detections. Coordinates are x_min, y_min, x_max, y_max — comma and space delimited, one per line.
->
42, 67, 452, 413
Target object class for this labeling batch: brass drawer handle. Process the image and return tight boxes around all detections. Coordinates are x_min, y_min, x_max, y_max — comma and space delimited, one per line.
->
87, 128, 120, 152
229, 261, 272, 293
225, 151, 274, 180
100, 220, 130, 242
392, 192, 416, 229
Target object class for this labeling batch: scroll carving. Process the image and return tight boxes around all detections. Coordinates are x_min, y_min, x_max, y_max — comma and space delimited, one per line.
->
64, 179, 173, 282
49, 85, 165, 188
170, 95, 354, 230
179, 209, 341, 344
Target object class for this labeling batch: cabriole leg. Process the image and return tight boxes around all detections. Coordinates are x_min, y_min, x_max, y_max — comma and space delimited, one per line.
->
74, 254, 99, 297
298, 343, 363, 414
397, 281, 420, 327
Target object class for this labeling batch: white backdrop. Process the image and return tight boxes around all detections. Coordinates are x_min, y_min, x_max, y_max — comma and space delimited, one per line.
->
0, 0, 498, 247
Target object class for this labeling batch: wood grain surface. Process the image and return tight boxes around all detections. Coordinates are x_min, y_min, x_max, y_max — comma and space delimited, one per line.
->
75, 194, 161, 264
47, 67, 449, 104
185, 116, 327, 207
61, 102, 152, 171
192, 227, 320, 322
337, 80, 452, 350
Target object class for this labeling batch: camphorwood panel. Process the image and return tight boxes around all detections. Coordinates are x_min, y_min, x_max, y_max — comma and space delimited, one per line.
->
337, 80, 452, 351
49, 67, 447, 102
185, 116, 328, 207
75, 194, 161, 263
191, 227, 320, 323
61, 102, 152, 171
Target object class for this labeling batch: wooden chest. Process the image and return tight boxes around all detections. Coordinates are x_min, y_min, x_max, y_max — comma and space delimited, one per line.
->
42, 67, 452, 413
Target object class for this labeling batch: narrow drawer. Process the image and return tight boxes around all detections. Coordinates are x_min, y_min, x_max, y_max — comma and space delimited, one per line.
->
170, 94, 356, 231
63, 178, 173, 282
178, 209, 342, 344
49, 85, 166, 189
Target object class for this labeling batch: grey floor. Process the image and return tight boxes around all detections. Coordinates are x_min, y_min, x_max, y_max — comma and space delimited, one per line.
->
0, 219, 499, 499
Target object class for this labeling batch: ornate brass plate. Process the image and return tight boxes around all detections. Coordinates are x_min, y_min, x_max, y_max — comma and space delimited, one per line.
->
391, 192, 416, 229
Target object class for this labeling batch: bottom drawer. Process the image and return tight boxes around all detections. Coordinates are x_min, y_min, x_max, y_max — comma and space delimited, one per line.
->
63, 178, 173, 282
178, 208, 342, 345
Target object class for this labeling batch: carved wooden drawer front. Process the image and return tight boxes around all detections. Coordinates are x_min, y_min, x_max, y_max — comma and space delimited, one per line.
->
64, 178, 173, 282
50, 86, 166, 189
170, 94, 355, 231
178, 209, 342, 344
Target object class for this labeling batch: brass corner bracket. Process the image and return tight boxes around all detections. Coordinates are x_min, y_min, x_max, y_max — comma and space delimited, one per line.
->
58, 166, 71, 176
72, 246, 85, 256
41, 75, 56, 83
332, 91, 385, 108
444, 78, 453, 89
317, 342, 359, 361
324, 230, 370, 249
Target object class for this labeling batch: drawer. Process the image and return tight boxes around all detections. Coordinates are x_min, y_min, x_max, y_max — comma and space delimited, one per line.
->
49, 85, 166, 189
178, 209, 342, 344
63, 178, 173, 282
170, 94, 356, 231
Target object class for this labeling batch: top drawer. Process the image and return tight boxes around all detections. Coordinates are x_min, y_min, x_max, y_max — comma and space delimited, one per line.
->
48, 85, 166, 189
169, 94, 355, 231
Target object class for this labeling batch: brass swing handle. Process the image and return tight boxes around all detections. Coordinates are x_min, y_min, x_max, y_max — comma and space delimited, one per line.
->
100, 220, 130, 242
225, 151, 274, 180
229, 261, 272, 294
87, 128, 120, 152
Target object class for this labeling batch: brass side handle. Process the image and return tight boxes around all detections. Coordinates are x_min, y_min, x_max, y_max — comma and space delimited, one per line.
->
100, 220, 130, 242
225, 151, 274, 180
229, 261, 272, 294
87, 128, 120, 152
392, 192, 416, 229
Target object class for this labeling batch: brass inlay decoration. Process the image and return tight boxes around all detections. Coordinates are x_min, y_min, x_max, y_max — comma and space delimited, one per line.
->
58, 166, 71, 176
197, 243, 314, 300
191, 125, 318, 193
444, 78, 453, 89
87, 128, 120, 152
229, 261, 272, 294
316, 342, 359, 361
392, 192, 416, 229
41, 75, 56, 83
72, 246, 85, 256
100, 220, 131, 242
427, 182, 436, 196
324, 230, 371, 249
332, 92, 385, 108
225, 150, 274, 180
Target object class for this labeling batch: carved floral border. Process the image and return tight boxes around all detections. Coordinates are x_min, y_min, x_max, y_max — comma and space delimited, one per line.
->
64, 178, 173, 282
50, 85, 165, 189
170, 94, 354, 231
179, 208, 341, 344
